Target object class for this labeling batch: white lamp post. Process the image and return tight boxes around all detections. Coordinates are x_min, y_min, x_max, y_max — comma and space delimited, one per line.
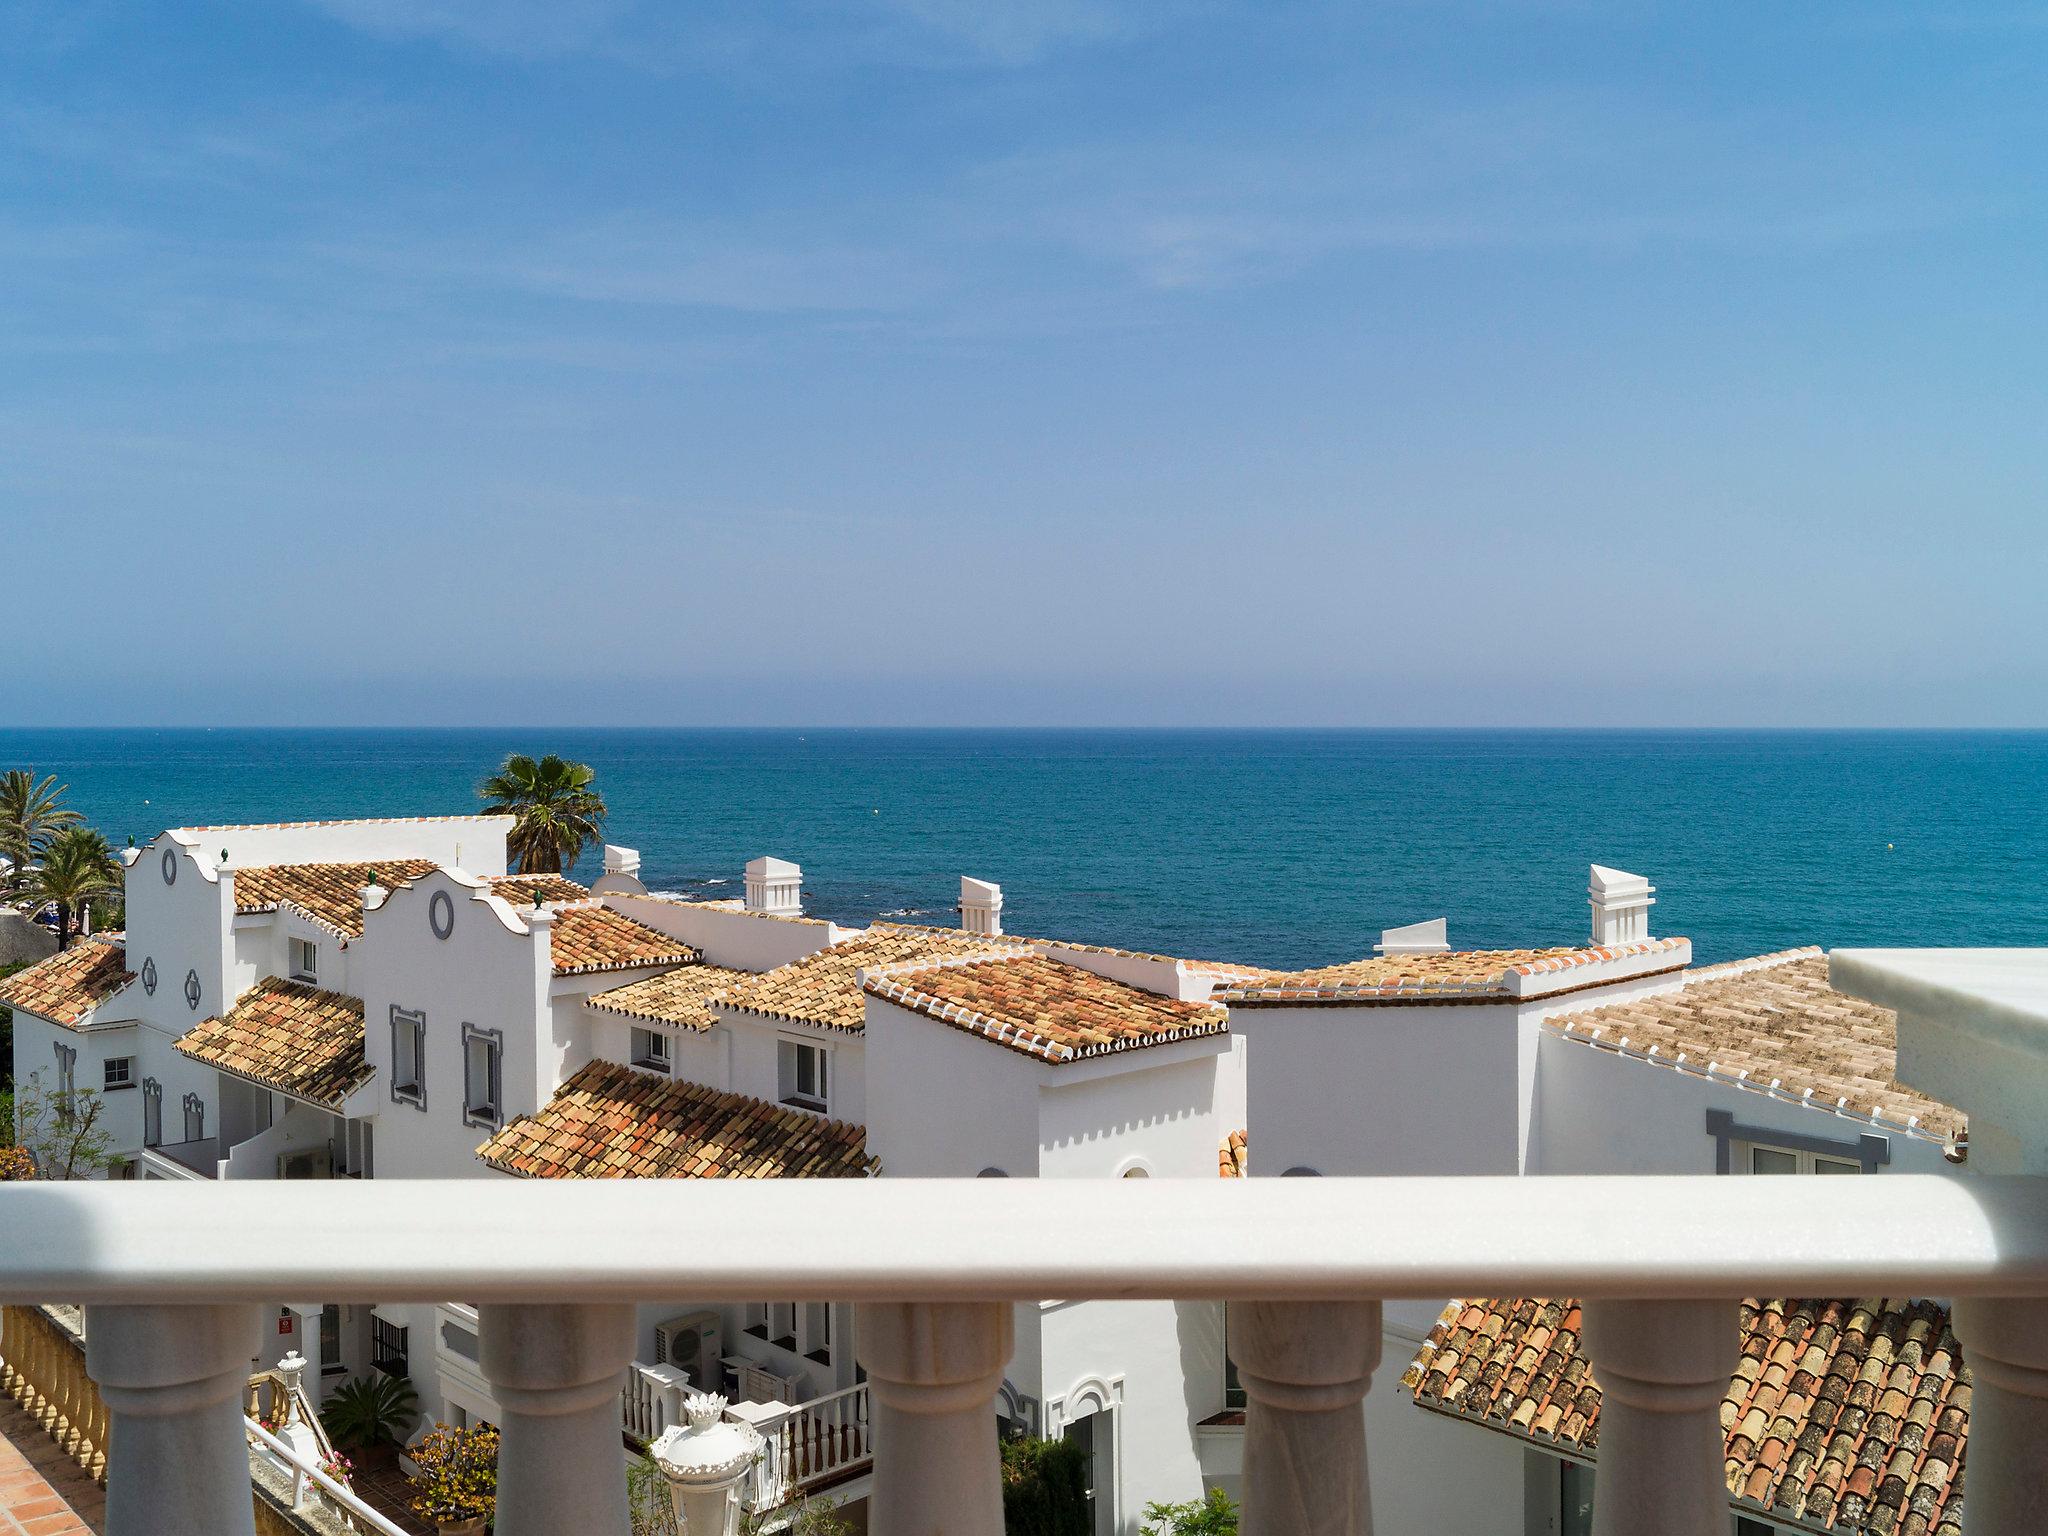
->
651, 1394, 763, 1536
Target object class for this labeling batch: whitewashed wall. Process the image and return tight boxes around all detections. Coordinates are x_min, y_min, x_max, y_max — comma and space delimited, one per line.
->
600, 894, 842, 973
358, 870, 550, 1180
864, 997, 1043, 1176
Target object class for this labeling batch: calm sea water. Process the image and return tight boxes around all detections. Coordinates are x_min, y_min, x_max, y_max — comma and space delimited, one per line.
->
1, 728, 2042, 970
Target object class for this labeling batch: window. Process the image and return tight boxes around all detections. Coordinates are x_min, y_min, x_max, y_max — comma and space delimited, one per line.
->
391, 1007, 426, 1108
1223, 1303, 1245, 1409
1736, 1519, 1775, 1536
372, 1316, 410, 1378
1560, 1461, 1595, 1536
778, 1039, 828, 1112
1744, 1143, 1862, 1177
182, 1093, 205, 1144
142, 1079, 162, 1147
462, 1024, 502, 1130
288, 937, 319, 984
103, 1057, 134, 1091
320, 1305, 344, 1375
631, 1027, 672, 1073
52, 1044, 77, 1123
744, 1303, 769, 1340
770, 1302, 797, 1351
342, 1119, 375, 1179
1120, 1165, 1150, 1179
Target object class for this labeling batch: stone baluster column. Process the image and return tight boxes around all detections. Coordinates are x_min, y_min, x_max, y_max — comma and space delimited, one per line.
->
479, 1303, 637, 1536
83, 1302, 263, 1536
1949, 1298, 2048, 1536
1229, 1298, 1381, 1536
1579, 1299, 1736, 1536
857, 1301, 1013, 1536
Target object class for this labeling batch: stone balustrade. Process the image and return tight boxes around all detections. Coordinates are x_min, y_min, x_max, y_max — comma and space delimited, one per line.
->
0, 1302, 110, 1484
3, 1175, 2048, 1536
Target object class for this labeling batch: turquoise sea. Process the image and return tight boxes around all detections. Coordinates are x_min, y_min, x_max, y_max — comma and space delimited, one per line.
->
1, 728, 2042, 970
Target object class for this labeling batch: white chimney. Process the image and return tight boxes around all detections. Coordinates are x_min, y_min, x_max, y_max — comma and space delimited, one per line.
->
1375, 917, 1449, 957
960, 877, 1003, 937
1588, 865, 1655, 946
745, 857, 803, 918
605, 845, 641, 879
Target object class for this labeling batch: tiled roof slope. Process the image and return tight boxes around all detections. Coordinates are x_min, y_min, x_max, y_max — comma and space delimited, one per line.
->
233, 859, 439, 939
587, 964, 750, 1031
0, 942, 134, 1027
863, 952, 1229, 1064
547, 906, 699, 976
1548, 950, 1961, 1139
1219, 939, 1688, 1004
476, 1059, 876, 1180
718, 927, 1015, 1032
175, 977, 371, 1109
1405, 1296, 1968, 1536
1219, 1129, 1247, 1178
487, 873, 589, 906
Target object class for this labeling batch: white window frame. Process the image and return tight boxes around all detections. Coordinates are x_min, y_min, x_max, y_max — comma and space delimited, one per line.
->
103, 1056, 134, 1091
802, 1301, 833, 1365
462, 1023, 503, 1130
630, 1026, 672, 1074
778, 1038, 830, 1113
1736, 1140, 1862, 1176
390, 1006, 426, 1109
288, 936, 319, 985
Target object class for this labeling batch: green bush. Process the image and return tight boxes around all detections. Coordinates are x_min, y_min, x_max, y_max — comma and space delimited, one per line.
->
1141, 1488, 1239, 1536
1001, 1436, 1091, 1536
319, 1373, 421, 1452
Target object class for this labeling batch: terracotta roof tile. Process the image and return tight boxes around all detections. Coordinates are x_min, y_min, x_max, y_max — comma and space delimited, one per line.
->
486, 873, 589, 907
1219, 939, 1689, 1004
174, 977, 370, 1109
718, 927, 1017, 1033
863, 951, 1229, 1064
1548, 951, 1961, 1140
587, 964, 750, 1031
547, 906, 700, 976
0, 942, 134, 1028
1405, 1296, 1969, 1535
232, 860, 440, 940
1219, 1129, 1248, 1179
475, 1058, 876, 1180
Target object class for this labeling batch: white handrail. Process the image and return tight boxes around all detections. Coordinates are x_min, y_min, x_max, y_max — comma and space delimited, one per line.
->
245, 1416, 411, 1536
3, 1177, 2048, 1302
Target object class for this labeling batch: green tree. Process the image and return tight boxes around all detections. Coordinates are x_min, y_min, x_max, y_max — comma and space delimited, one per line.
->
1141, 1489, 1239, 1536
1001, 1436, 1092, 1536
1, 958, 28, 1090
478, 753, 607, 874
13, 827, 121, 950
0, 770, 80, 896
11, 1069, 119, 1179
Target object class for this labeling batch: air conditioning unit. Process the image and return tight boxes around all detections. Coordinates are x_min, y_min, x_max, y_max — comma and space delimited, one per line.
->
652, 1311, 722, 1389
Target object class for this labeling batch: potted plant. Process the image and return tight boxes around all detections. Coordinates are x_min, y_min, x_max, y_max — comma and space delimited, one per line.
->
318, 1373, 420, 1474
407, 1421, 499, 1535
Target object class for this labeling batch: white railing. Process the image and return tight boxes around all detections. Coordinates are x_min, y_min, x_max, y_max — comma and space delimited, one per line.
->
245, 1416, 412, 1536
737, 1381, 873, 1508
623, 1357, 690, 1443
5, 1176, 2048, 1536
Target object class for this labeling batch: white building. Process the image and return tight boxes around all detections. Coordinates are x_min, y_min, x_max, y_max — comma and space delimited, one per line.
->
0, 820, 1971, 1536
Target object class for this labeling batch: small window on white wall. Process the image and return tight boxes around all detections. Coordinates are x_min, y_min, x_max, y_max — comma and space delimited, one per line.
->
103, 1057, 134, 1091
1742, 1142, 1860, 1176
289, 937, 319, 984
778, 1039, 828, 1112
631, 1027, 671, 1073
462, 1024, 502, 1130
391, 1007, 426, 1109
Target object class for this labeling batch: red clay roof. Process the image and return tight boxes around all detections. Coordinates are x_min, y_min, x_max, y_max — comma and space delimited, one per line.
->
1219, 1129, 1248, 1179
717, 927, 1018, 1033
863, 951, 1229, 1064
1405, 1296, 1968, 1536
233, 860, 439, 940
175, 977, 370, 1109
1218, 938, 1690, 1004
547, 906, 699, 977
475, 1059, 876, 1180
0, 942, 135, 1028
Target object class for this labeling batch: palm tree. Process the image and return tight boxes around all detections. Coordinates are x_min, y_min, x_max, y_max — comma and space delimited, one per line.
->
15, 827, 121, 950
0, 771, 80, 897
478, 754, 607, 875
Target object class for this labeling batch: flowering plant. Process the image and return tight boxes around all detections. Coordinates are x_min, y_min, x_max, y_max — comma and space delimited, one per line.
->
407, 1422, 499, 1524
0, 1146, 36, 1181
320, 1451, 355, 1486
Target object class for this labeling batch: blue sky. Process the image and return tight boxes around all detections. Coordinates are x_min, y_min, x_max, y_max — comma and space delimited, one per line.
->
4, 1, 2045, 726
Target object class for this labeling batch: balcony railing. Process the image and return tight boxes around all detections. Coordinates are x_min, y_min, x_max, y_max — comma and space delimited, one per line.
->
3, 1176, 2048, 1536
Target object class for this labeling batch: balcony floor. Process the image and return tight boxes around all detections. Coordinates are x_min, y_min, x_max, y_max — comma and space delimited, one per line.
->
0, 1393, 102, 1535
